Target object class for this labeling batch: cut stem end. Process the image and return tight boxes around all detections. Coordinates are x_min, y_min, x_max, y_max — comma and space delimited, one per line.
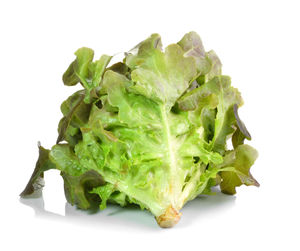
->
156, 206, 181, 228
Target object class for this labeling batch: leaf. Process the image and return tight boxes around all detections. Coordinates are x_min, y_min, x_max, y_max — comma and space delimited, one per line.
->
232, 126, 246, 148
90, 183, 115, 210
231, 104, 252, 148
62, 47, 111, 103
106, 62, 129, 76
61, 170, 105, 210
63, 47, 94, 87
177, 76, 220, 111
20, 142, 56, 197
49, 144, 88, 176
219, 144, 259, 195
177, 31, 211, 74
178, 31, 205, 58
201, 107, 216, 143
234, 103, 251, 136
56, 90, 92, 144
108, 191, 127, 207
125, 34, 197, 109
206, 50, 222, 81
90, 54, 112, 87
208, 76, 243, 154
126, 33, 162, 58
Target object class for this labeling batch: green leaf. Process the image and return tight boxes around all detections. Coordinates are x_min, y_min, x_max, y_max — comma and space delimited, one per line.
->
177, 31, 211, 74
126, 33, 162, 60
57, 90, 92, 144
63, 47, 94, 87
106, 62, 130, 76
219, 144, 259, 195
61, 170, 105, 210
90, 183, 115, 210
49, 144, 88, 176
20, 142, 56, 197
178, 31, 205, 58
208, 76, 243, 154
108, 191, 127, 207
62, 48, 111, 103
90, 54, 112, 87
232, 126, 246, 149
177, 76, 220, 111
206, 50, 222, 81
232, 104, 252, 148
126, 34, 197, 109
201, 107, 216, 143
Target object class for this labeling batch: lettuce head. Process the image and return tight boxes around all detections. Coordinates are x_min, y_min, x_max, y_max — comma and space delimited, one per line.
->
20, 32, 259, 228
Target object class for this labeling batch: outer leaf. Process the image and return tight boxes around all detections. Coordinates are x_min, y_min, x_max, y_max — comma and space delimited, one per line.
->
57, 90, 92, 144
232, 127, 246, 149
62, 47, 94, 87
178, 31, 205, 58
106, 62, 130, 77
90, 54, 112, 87
177, 31, 211, 74
177, 76, 220, 111
20, 142, 56, 197
208, 76, 243, 154
61, 170, 105, 210
62, 48, 111, 103
206, 50, 222, 81
219, 144, 259, 194
49, 144, 88, 176
126, 33, 162, 62
126, 34, 197, 109
232, 104, 252, 148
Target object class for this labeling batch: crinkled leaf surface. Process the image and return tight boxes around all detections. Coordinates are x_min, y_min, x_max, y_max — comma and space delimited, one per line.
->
126, 34, 197, 109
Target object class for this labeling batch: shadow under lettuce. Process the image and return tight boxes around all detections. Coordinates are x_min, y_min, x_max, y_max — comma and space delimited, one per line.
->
19, 187, 235, 230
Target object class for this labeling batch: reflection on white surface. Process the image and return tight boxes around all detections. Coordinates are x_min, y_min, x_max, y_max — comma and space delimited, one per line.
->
19, 189, 236, 230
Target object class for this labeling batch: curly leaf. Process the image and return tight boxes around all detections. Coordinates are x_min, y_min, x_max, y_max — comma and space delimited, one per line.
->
232, 104, 252, 148
63, 47, 94, 87
209, 76, 243, 154
177, 76, 220, 111
126, 34, 197, 109
57, 90, 91, 144
20, 142, 56, 197
177, 31, 211, 74
62, 47, 111, 103
61, 170, 105, 210
219, 144, 259, 194
206, 50, 222, 81
90, 183, 115, 210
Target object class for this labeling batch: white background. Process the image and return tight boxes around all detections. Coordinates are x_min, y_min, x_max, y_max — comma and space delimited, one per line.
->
1, 0, 299, 250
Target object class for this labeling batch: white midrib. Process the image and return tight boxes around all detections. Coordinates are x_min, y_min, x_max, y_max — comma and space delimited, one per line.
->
160, 104, 178, 208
